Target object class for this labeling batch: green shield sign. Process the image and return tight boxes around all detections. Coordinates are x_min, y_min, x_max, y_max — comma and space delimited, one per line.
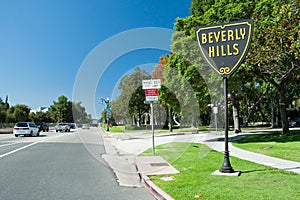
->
195, 19, 253, 78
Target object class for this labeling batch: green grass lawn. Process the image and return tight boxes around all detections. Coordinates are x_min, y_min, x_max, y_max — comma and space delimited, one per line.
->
232, 130, 300, 162
107, 125, 208, 134
107, 126, 126, 132
141, 143, 300, 200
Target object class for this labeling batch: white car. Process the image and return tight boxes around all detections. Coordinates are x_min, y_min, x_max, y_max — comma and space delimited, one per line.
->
55, 123, 71, 132
82, 124, 90, 129
13, 122, 39, 137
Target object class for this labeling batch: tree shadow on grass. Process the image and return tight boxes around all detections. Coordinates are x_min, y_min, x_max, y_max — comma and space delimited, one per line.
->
241, 166, 300, 174
232, 130, 300, 143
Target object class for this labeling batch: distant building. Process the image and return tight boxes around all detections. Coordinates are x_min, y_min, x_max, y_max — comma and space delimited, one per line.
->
30, 107, 49, 114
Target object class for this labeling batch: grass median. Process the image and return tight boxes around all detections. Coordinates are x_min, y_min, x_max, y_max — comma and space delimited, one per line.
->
141, 142, 300, 200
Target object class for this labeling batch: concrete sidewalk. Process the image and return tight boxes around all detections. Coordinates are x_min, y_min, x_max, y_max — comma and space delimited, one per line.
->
100, 129, 300, 199
117, 130, 300, 175
203, 136, 300, 175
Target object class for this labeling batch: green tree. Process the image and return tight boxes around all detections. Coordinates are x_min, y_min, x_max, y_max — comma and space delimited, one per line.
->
0, 96, 9, 110
190, 0, 216, 17
175, 0, 256, 37
111, 67, 151, 126
171, 0, 299, 135
110, 98, 126, 124
72, 102, 90, 123
245, 1, 300, 135
29, 111, 52, 123
0, 110, 6, 123
161, 53, 205, 127
151, 55, 176, 130
128, 86, 149, 126
171, 1, 255, 130
100, 109, 107, 123
4, 95, 9, 110
6, 104, 30, 123
49, 95, 73, 123
161, 31, 213, 127
0, 96, 10, 123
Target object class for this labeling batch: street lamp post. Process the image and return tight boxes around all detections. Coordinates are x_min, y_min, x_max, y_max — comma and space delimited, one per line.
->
101, 98, 111, 132
106, 112, 110, 131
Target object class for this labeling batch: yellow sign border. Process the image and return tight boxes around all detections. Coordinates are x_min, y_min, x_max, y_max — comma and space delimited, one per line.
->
196, 20, 253, 77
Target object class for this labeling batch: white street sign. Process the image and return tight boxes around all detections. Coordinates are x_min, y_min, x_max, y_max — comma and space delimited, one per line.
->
213, 106, 218, 114
146, 96, 158, 101
142, 79, 161, 89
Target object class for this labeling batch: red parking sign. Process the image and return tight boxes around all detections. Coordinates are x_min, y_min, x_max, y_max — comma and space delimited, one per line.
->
145, 88, 158, 96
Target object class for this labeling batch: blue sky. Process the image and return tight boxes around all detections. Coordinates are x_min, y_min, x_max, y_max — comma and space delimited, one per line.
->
0, 0, 190, 117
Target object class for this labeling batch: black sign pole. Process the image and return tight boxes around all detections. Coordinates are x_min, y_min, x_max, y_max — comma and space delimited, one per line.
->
195, 19, 253, 174
220, 77, 234, 173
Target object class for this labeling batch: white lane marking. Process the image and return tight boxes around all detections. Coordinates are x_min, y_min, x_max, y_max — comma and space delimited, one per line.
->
0, 135, 64, 159
0, 142, 23, 148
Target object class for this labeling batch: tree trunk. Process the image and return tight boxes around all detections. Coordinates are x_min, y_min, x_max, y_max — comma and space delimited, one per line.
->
231, 95, 241, 133
232, 104, 241, 133
270, 98, 275, 128
158, 105, 162, 126
137, 111, 141, 127
168, 107, 173, 132
278, 88, 289, 135
144, 113, 148, 125
243, 96, 264, 127
192, 115, 196, 128
132, 115, 136, 126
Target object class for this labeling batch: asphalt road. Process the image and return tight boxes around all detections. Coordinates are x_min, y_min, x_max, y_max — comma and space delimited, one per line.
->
0, 128, 155, 200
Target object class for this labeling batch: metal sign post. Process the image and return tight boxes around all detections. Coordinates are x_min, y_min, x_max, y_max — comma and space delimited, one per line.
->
143, 79, 161, 155
144, 100, 160, 155
150, 102, 155, 155
196, 19, 253, 173
221, 77, 234, 172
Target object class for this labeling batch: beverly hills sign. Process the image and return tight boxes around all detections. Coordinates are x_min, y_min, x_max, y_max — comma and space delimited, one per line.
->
195, 19, 253, 78
195, 20, 253, 174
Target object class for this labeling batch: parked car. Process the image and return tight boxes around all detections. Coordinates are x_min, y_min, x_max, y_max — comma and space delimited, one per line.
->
35, 121, 49, 132
13, 122, 39, 137
68, 123, 76, 129
55, 123, 71, 132
289, 118, 300, 127
82, 124, 90, 129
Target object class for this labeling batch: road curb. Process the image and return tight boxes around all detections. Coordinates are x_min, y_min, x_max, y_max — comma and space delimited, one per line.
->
101, 128, 174, 199
135, 158, 174, 200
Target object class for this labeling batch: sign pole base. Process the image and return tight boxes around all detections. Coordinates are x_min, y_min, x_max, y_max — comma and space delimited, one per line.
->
220, 151, 234, 173
219, 77, 234, 173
